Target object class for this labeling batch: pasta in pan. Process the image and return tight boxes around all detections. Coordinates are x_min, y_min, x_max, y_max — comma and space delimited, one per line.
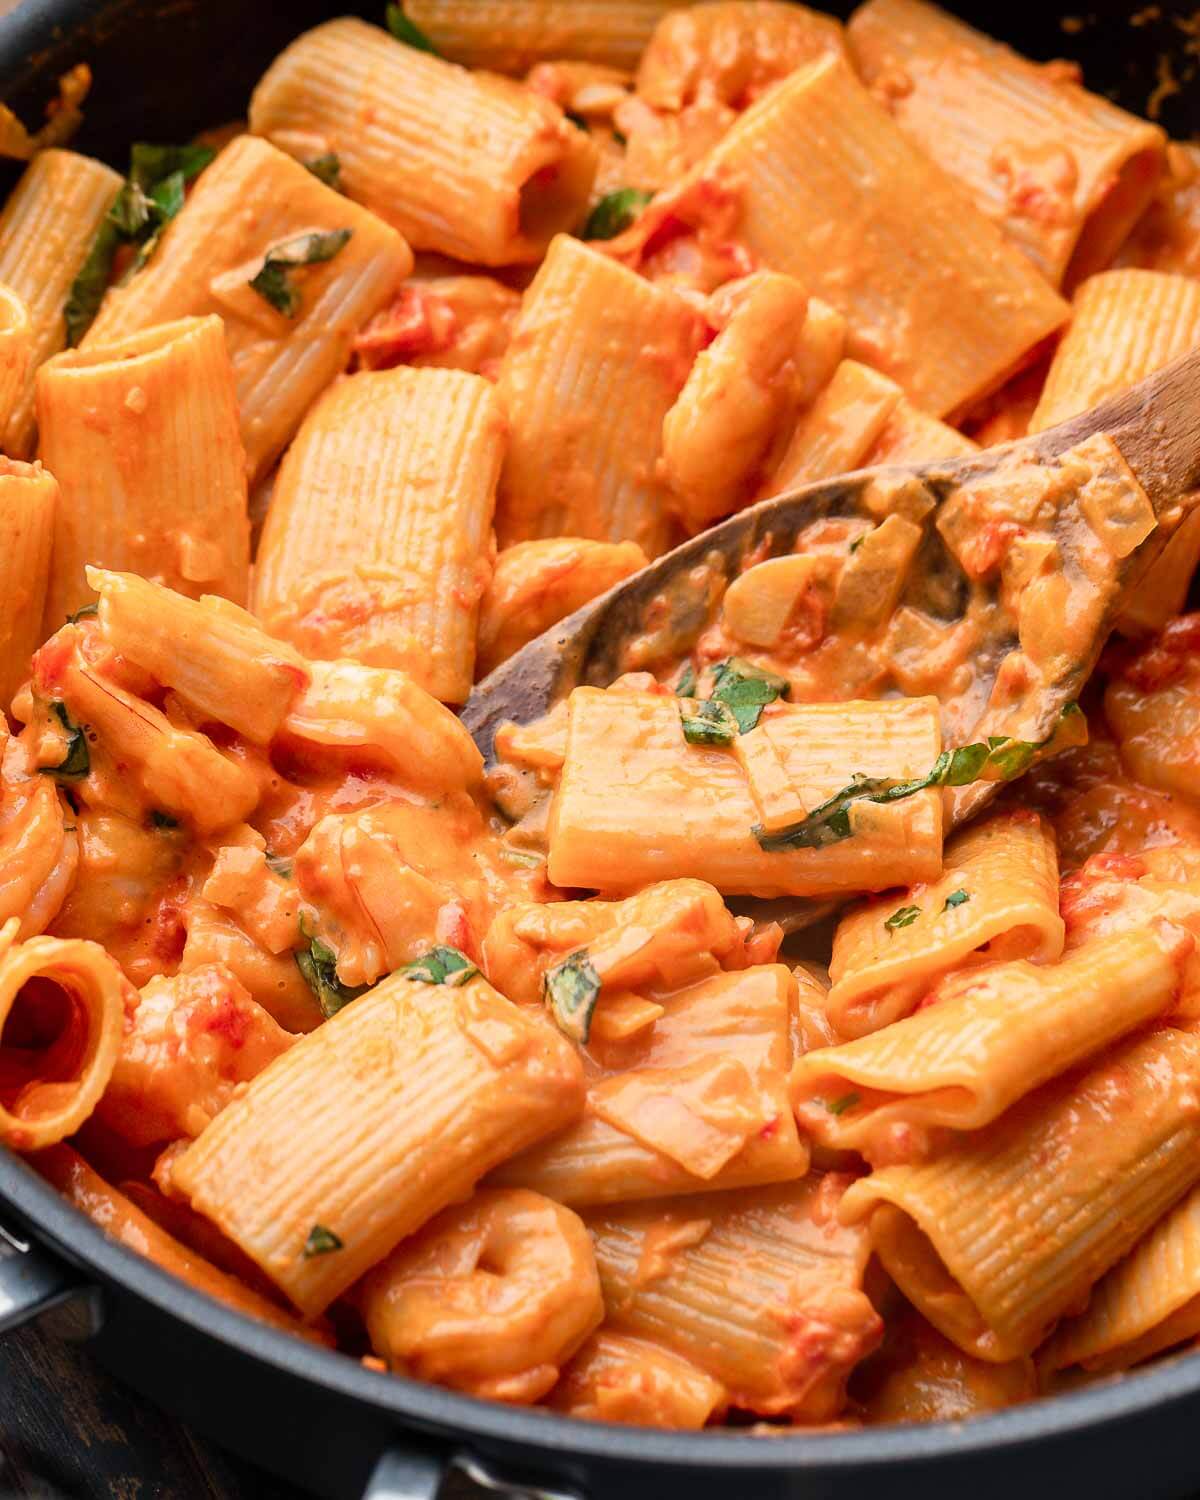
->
6, 0, 1200, 1438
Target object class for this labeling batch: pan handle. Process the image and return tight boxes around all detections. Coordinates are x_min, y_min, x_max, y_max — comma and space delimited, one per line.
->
365, 1447, 586, 1500
0, 1214, 102, 1339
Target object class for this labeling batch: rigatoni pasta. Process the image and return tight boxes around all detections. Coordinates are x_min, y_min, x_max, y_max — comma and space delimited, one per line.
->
625, 51, 1069, 418
402, 0, 700, 73
587, 1175, 881, 1418
37, 317, 250, 623
83, 135, 412, 484
495, 234, 703, 555
0, 283, 31, 446
548, 689, 944, 897
847, 0, 1166, 289
0, 458, 56, 713
795, 923, 1189, 1159
841, 1028, 1200, 1361
826, 812, 1064, 1039
171, 968, 584, 1316
248, 19, 598, 266
254, 366, 504, 702
0, 924, 128, 1151
0, 149, 122, 458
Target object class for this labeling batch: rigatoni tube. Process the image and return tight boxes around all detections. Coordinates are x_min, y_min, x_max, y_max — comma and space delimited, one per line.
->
0, 283, 31, 449
37, 316, 250, 625
492, 964, 808, 1205
795, 922, 1190, 1159
248, 18, 597, 266
657, 53, 1068, 419
401, 0, 698, 73
254, 366, 504, 703
88, 568, 307, 745
547, 689, 943, 898
171, 970, 586, 1317
0, 149, 123, 458
1029, 270, 1200, 636
847, 0, 1166, 290
83, 135, 412, 485
827, 811, 1064, 1040
0, 458, 56, 712
587, 1175, 881, 1418
495, 234, 704, 557
840, 1027, 1200, 1361
0, 927, 129, 1151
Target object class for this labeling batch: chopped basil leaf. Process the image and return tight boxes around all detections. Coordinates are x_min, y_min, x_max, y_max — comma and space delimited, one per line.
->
885, 904, 921, 931
128, 142, 215, 190
385, 3, 439, 52
65, 602, 98, 624
401, 945, 479, 986
754, 704, 1081, 853
680, 697, 738, 747
295, 935, 367, 1019
675, 663, 697, 698
582, 188, 654, 241
65, 142, 214, 343
544, 950, 601, 1044
612, 129, 628, 147
150, 810, 178, 830
64, 220, 122, 347
265, 852, 294, 879
565, 110, 591, 132
250, 229, 353, 317
827, 1092, 861, 1116
943, 888, 970, 911
39, 702, 90, 783
849, 534, 866, 554
709, 657, 790, 733
303, 1224, 343, 1258
306, 153, 342, 189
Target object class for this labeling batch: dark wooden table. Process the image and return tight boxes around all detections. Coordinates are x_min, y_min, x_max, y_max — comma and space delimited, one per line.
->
0, 1322, 304, 1498
0, 1324, 484, 1500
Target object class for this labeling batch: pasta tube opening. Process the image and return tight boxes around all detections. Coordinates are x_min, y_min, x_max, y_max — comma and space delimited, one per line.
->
0, 929, 127, 1150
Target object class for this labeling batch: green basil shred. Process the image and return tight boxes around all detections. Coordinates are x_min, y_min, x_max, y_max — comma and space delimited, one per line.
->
385, 3, 439, 52
582, 188, 654, 241
544, 950, 602, 1044
65, 143, 215, 345
296, 933, 367, 1019
675, 663, 697, 698
150, 810, 179, 830
680, 698, 739, 747
305, 153, 342, 189
65, 603, 98, 624
303, 1224, 343, 1258
885, 904, 921, 931
265, 852, 294, 879
250, 229, 353, 317
709, 657, 789, 733
39, 703, 90, 783
943, 888, 970, 911
401, 946, 479, 986
827, 1092, 861, 1116
754, 703, 1081, 852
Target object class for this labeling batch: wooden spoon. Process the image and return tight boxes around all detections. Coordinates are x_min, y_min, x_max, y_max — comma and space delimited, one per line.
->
462, 346, 1200, 911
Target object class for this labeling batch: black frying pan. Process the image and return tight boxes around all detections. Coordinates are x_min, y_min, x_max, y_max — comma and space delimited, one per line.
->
1, 2, 1199, 1496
